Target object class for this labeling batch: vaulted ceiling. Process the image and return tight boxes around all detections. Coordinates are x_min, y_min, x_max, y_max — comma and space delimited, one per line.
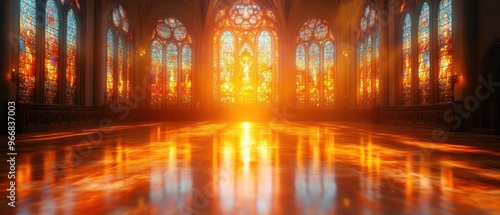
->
133, 0, 347, 25
100, 0, 370, 38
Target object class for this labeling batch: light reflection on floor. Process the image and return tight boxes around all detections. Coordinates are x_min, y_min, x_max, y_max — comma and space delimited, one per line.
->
2, 121, 500, 214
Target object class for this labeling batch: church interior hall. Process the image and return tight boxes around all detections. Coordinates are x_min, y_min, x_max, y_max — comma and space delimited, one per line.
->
1, 0, 500, 214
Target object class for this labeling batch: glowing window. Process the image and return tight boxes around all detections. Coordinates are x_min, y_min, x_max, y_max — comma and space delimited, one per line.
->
418, 3, 431, 104
127, 44, 132, 100
296, 18, 335, 109
358, 5, 380, 108
18, 0, 80, 104
66, 9, 77, 105
438, 0, 453, 102
118, 37, 125, 101
218, 31, 235, 105
107, 5, 132, 106
358, 43, 365, 106
181, 45, 192, 105
374, 32, 380, 106
44, 0, 60, 104
150, 18, 192, 108
151, 40, 164, 108
402, 13, 412, 105
166, 43, 178, 106
323, 41, 335, 108
19, 0, 37, 103
214, 0, 279, 108
106, 29, 114, 105
366, 36, 372, 107
257, 31, 273, 104
296, 45, 306, 108
308, 43, 320, 108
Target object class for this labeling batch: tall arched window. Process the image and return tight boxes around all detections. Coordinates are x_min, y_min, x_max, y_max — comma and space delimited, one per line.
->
438, 0, 453, 102
44, 0, 60, 104
402, 13, 412, 105
213, 0, 279, 108
106, 5, 132, 106
19, 0, 80, 104
66, 9, 78, 105
399, 0, 453, 106
358, 5, 380, 108
418, 3, 431, 104
106, 29, 114, 106
296, 18, 335, 109
150, 18, 192, 109
358, 43, 364, 107
19, 0, 37, 103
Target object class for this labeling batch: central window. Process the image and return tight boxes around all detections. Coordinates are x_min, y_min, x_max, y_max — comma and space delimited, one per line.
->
213, 0, 279, 108
296, 18, 335, 109
150, 18, 192, 109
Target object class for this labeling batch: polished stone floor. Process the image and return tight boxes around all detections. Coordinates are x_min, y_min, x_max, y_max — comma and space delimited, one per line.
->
2, 121, 500, 214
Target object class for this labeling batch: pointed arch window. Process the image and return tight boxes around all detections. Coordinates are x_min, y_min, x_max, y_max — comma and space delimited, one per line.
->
106, 5, 133, 106
44, 0, 60, 104
214, 0, 279, 108
19, 0, 37, 103
438, 0, 453, 102
402, 13, 412, 105
357, 5, 380, 108
19, 0, 80, 104
296, 18, 335, 109
150, 18, 192, 108
66, 9, 78, 105
418, 3, 431, 104
399, 0, 453, 106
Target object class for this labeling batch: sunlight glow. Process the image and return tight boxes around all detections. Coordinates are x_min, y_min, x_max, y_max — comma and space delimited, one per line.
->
214, 0, 279, 108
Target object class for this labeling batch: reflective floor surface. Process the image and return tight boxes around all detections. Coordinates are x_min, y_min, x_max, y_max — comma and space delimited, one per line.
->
1, 121, 500, 214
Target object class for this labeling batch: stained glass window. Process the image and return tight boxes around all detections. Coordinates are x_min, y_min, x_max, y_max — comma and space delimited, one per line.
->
122, 19, 129, 33
118, 37, 125, 101
106, 29, 114, 105
112, 8, 121, 27
323, 41, 335, 108
66, 9, 77, 105
166, 43, 178, 107
296, 45, 306, 108
127, 44, 132, 100
296, 18, 335, 109
44, 0, 60, 104
358, 43, 365, 106
374, 32, 380, 106
366, 36, 372, 107
257, 31, 273, 105
18, 0, 80, 105
150, 18, 192, 108
418, 3, 431, 104
219, 30, 235, 105
438, 0, 453, 102
308, 43, 320, 108
181, 45, 192, 106
358, 5, 380, 108
19, 0, 37, 103
151, 40, 163, 108
214, 0, 279, 108
107, 5, 133, 106
402, 13, 412, 105
239, 43, 254, 104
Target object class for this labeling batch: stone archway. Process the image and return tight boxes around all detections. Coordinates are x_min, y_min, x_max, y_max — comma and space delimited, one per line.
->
478, 39, 500, 133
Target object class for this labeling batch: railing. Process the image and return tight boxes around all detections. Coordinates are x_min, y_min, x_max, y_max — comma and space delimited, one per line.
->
351, 104, 451, 128
18, 102, 105, 133
378, 104, 450, 127
16, 102, 453, 132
